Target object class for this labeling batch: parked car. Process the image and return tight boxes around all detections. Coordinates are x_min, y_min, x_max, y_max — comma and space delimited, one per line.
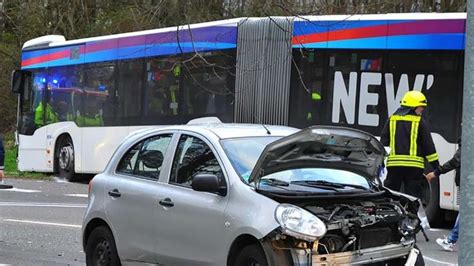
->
82, 120, 428, 266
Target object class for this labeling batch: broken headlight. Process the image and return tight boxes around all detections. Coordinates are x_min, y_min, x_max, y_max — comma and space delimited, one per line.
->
275, 204, 327, 242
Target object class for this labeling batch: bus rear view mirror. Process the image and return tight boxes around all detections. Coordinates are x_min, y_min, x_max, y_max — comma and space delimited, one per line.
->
11, 70, 32, 94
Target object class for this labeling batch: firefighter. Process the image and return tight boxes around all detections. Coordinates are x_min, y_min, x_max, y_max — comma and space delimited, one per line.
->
380, 90, 440, 200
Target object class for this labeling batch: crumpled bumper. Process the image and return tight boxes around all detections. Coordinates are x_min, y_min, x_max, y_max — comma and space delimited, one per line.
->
291, 241, 415, 265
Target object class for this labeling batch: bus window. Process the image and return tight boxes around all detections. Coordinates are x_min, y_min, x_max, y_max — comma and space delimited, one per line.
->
84, 64, 115, 126
181, 51, 234, 122
144, 51, 235, 125
145, 58, 174, 119
289, 51, 386, 135
47, 65, 83, 126
289, 49, 325, 128
117, 59, 143, 125
387, 52, 463, 143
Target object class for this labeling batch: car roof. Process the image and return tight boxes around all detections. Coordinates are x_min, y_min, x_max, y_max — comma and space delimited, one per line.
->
134, 123, 299, 140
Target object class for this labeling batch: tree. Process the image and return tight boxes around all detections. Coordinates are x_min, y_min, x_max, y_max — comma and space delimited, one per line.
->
0, 0, 467, 133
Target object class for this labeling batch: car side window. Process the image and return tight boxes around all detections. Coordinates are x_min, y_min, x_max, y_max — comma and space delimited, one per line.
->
170, 134, 224, 187
117, 134, 172, 179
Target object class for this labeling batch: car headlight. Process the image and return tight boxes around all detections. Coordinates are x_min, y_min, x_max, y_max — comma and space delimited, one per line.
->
275, 204, 327, 242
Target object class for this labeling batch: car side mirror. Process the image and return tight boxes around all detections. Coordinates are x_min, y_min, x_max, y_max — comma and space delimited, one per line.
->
191, 174, 227, 196
11, 70, 32, 94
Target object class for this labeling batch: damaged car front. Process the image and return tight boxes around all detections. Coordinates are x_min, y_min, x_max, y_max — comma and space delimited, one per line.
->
229, 126, 428, 265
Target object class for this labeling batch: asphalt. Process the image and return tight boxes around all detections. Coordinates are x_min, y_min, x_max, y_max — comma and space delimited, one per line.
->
0, 178, 460, 265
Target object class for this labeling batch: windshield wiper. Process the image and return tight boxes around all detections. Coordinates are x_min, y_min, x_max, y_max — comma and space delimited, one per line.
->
291, 180, 370, 191
260, 178, 290, 187
289, 180, 340, 191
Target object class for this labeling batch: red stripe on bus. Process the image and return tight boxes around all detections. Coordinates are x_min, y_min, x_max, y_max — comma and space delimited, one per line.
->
22, 50, 70, 67
292, 24, 388, 45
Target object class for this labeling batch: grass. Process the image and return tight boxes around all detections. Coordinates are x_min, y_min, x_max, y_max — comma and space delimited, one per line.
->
3, 132, 51, 180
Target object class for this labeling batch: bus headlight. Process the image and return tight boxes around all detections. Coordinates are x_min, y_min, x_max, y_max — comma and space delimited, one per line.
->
275, 204, 327, 242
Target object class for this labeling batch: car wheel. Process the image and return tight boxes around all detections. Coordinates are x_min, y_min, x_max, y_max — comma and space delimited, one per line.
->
57, 136, 77, 181
233, 243, 268, 266
86, 226, 121, 266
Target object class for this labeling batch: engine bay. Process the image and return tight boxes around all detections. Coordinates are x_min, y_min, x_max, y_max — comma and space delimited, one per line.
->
302, 197, 418, 254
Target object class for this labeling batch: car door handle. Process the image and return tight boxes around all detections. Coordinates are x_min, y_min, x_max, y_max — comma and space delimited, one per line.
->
159, 198, 174, 208
108, 189, 121, 198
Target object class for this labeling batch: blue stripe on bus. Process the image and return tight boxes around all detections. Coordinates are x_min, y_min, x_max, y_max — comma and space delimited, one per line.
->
327, 36, 388, 49
22, 42, 237, 69
387, 33, 465, 50
292, 33, 464, 50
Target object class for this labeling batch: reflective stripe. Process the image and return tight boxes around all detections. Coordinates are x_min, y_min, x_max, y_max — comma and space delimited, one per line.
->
391, 115, 421, 122
389, 120, 396, 155
410, 120, 419, 156
387, 155, 424, 163
387, 160, 424, 168
426, 153, 439, 162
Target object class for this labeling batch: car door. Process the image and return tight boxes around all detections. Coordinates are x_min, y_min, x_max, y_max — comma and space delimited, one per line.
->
154, 133, 230, 265
104, 133, 173, 264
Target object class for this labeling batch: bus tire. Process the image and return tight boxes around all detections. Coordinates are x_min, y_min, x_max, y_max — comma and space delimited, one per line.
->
425, 176, 444, 226
57, 136, 78, 182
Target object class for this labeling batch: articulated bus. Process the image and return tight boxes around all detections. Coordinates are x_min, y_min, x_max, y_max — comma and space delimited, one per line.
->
12, 13, 464, 223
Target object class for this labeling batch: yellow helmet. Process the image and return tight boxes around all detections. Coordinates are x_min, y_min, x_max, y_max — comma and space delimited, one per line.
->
400, 90, 427, 108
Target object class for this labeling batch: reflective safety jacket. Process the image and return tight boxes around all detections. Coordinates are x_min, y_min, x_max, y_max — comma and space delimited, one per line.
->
380, 109, 440, 169
35, 103, 58, 127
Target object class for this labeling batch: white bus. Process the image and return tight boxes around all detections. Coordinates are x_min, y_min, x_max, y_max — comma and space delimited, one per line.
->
12, 13, 464, 224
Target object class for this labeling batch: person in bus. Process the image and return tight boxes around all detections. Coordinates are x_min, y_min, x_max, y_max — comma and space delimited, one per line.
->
380, 90, 440, 200
55, 100, 74, 122
81, 100, 104, 127
34, 95, 59, 128
426, 139, 461, 252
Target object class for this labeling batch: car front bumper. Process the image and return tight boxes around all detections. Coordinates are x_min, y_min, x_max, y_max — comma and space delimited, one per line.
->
291, 241, 416, 266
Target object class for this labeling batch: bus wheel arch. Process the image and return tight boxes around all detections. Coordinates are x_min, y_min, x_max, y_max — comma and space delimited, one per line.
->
54, 134, 77, 181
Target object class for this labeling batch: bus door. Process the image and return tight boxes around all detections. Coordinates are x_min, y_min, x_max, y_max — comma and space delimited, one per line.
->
13, 69, 51, 172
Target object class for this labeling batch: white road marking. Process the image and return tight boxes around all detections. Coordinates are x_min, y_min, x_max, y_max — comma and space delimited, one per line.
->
3, 219, 81, 228
65, 194, 88, 198
1, 188, 41, 193
429, 228, 448, 232
0, 202, 87, 208
423, 256, 457, 265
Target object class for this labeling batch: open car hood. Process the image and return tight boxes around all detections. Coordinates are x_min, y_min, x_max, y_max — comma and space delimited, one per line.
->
248, 126, 387, 184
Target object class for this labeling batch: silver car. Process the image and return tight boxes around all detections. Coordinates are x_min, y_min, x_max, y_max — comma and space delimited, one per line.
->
82, 121, 428, 266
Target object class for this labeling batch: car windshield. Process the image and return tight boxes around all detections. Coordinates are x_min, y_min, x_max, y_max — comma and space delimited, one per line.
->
221, 137, 370, 189
221, 136, 280, 182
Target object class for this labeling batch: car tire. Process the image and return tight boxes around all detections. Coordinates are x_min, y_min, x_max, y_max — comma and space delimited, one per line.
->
85, 226, 121, 266
233, 243, 268, 266
57, 136, 78, 182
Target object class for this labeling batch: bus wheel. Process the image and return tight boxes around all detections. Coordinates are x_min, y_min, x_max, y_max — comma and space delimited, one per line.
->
425, 176, 444, 226
57, 136, 77, 182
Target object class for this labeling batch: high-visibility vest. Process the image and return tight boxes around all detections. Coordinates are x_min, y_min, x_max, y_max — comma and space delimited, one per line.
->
35, 103, 58, 127
382, 114, 439, 169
